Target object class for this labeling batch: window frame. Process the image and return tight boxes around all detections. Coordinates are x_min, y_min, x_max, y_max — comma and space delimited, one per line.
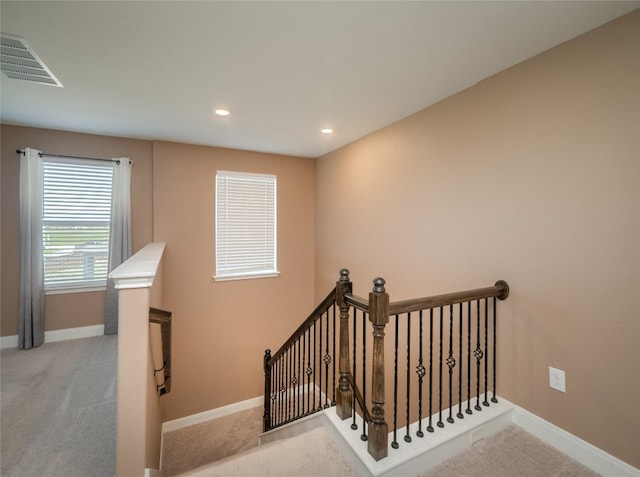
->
41, 157, 113, 293
214, 170, 279, 282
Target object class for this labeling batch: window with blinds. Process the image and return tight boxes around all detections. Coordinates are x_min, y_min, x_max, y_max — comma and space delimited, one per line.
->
215, 171, 278, 281
42, 158, 113, 290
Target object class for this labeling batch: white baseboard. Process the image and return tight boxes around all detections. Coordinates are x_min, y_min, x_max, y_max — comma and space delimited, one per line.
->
46, 324, 105, 343
0, 335, 18, 349
162, 395, 263, 434
0, 324, 105, 349
513, 405, 640, 477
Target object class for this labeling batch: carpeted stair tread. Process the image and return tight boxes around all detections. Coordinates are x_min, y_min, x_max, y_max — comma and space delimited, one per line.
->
175, 426, 358, 477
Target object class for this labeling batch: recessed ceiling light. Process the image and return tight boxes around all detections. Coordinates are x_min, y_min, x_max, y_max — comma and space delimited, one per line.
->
214, 109, 230, 116
321, 128, 333, 134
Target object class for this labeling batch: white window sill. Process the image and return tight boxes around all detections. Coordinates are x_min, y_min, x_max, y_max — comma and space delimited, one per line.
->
45, 286, 106, 295
214, 271, 280, 282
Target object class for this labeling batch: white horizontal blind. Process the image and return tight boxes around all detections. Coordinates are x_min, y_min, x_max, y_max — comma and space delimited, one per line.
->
215, 171, 278, 280
42, 158, 113, 290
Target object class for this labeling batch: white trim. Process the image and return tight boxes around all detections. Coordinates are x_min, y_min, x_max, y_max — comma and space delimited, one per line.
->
144, 468, 161, 477
162, 396, 263, 434
0, 335, 18, 349
513, 405, 640, 477
45, 324, 105, 343
0, 324, 105, 349
162, 384, 324, 434
45, 286, 106, 295
327, 398, 513, 477
109, 242, 165, 290
213, 271, 280, 282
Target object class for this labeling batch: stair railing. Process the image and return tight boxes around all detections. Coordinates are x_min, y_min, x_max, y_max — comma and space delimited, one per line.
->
263, 286, 339, 432
341, 272, 510, 461
263, 269, 510, 463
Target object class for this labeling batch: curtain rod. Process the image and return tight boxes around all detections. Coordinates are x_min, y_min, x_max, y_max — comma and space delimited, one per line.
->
16, 149, 131, 165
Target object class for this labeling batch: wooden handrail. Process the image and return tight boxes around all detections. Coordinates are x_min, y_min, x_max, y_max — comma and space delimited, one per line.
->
267, 287, 337, 364
344, 293, 369, 312
389, 280, 509, 315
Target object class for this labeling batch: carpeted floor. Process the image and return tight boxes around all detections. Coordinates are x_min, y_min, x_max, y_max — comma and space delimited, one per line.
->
420, 425, 600, 477
161, 406, 264, 476
0, 337, 602, 477
0, 336, 117, 477
163, 408, 600, 477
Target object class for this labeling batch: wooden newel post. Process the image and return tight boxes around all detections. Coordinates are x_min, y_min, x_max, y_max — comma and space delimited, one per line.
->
336, 268, 353, 420
368, 277, 389, 461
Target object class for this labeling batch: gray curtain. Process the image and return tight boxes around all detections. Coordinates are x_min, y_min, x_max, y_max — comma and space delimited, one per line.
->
18, 148, 45, 349
104, 158, 132, 335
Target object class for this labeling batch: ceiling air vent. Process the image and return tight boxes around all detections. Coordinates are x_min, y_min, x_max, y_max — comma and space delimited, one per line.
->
1, 33, 62, 87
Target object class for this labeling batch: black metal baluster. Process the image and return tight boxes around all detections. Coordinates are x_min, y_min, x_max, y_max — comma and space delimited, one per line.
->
457, 302, 464, 419
313, 316, 322, 411
282, 358, 286, 425
290, 347, 295, 420
289, 346, 294, 420
416, 310, 425, 437
277, 356, 282, 426
446, 305, 455, 424
491, 297, 498, 404
276, 359, 281, 427
483, 298, 489, 407
274, 357, 279, 427
313, 320, 318, 411
293, 340, 298, 419
392, 314, 399, 448
324, 310, 330, 408
306, 327, 311, 414
332, 302, 337, 405
286, 347, 290, 422
362, 311, 367, 441
405, 312, 412, 442
351, 309, 358, 430
427, 308, 434, 432
297, 336, 302, 417
474, 300, 482, 412
270, 360, 276, 428
466, 301, 472, 415
437, 307, 444, 428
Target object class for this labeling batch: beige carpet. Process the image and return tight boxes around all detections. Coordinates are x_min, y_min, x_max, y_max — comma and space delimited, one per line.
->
178, 426, 357, 477
420, 425, 600, 477
164, 408, 600, 477
162, 406, 264, 476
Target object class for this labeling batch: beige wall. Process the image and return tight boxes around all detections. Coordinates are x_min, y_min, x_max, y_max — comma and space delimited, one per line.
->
116, 286, 155, 476
315, 11, 640, 467
1, 126, 316, 424
0, 125, 153, 336
152, 141, 315, 421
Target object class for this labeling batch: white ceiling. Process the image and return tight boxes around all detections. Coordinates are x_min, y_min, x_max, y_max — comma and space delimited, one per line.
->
1, 1, 638, 158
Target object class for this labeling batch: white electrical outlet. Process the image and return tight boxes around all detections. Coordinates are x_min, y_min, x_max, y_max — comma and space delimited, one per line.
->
549, 366, 566, 393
